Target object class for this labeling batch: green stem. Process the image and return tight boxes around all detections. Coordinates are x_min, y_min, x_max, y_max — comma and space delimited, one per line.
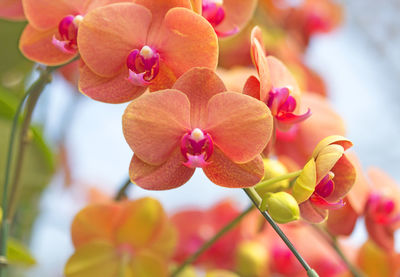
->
171, 205, 254, 277
114, 178, 132, 201
313, 225, 364, 277
255, 170, 302, 191
243, 187, 318, 277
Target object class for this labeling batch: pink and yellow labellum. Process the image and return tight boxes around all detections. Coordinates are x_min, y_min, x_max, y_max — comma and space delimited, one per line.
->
77, 1, 218, 103
0, 0, 24, 20
192, 0, 257, 38
292, 136, 356, 223
244, 26, 311, 132
364, 168, 400, 251
19, 0, 124, 65
122, 67, 273, 189
65, 197, 176, 277
274, 93, 346, 166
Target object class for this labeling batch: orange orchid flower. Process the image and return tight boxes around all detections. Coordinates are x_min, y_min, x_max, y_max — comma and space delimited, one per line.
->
172, 200, 243, 270
244, 26, 311, 132
0, 0, 24, 20
274, 92, 346, 167
65, 197, 176, 277
292, 136, 356, 223
190, 0, 257, 38
122, 67, 272, 189
364, 168, 400, 251
77, 1, 218, 103
19, 0, 127, 66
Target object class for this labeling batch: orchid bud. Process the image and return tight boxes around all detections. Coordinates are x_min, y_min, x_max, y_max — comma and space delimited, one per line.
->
235, 241, 269, 277
262, 192, 300, 224
256, 159, 290, 195
206, 270, 240, 277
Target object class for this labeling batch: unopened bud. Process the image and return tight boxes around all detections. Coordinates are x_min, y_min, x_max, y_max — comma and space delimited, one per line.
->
263, 192, 300, 224
235, 241, 268, 277
206, 269, 240, 277
256, 159, 289, 195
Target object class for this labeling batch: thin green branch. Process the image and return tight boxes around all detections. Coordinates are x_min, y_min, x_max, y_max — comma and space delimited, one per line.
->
255, 170, 302, 190
114, 178, 133, 201
171, 205, 254, 277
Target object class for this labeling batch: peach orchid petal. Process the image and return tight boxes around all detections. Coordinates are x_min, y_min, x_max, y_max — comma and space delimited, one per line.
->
206, 92, 272, 163
158, 8, 218, 83
326, 154, 356, 203
326, 197, 358, 236
149, 61, 177, 92
149, 222, 177, 258
214, 0, 257, 36
189, 0, 202, 14
71, 203, 123, 248
78, 3, 152, 77
116, 198, 166, 249
299, 199, 328, 223
0, 0, 24, 20
129, 250, 169, 277
129, 149, 195, 190
314, 143, 344, 183
172, 68, 226, 129
242, 75, 261, 100
123, 90, 191, 165
203, 148, 264, 188
19, 24, 77, 66
368, 168, 400, 208
79, 64, 146, 104
64, 241, 120, 277
312, 135, 353, 158
22, 0, 85, 30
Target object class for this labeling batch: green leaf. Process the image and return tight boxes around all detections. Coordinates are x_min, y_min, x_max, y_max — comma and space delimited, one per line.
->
7, 238, 36, 267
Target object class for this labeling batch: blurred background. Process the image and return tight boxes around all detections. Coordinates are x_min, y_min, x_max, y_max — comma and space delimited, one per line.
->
0, 0, 399, 276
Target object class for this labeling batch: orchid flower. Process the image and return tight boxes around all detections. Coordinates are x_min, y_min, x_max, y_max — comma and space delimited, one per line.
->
0, 0, 24, 20
77, 1, 218, 103
244, 26, 311, 132
65, 197, 176, 277
122, 67, 272, 189
292, 136, 356, 223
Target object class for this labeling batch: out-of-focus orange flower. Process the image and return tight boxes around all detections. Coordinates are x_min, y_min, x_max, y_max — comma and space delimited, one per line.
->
0, 0, 24, 20
122, 67, 272, 189
274, 93, 346, 167
65, 197, 176, 277
172, 200, 243, 270
364, 168, 400, 251
77, 1, 218, 103
293, 136, 356, 223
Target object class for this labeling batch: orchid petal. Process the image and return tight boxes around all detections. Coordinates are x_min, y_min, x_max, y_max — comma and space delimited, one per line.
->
19, 24, 77, 65
242, 75, 261, 100
206, 92, 272, 163
172, 68, 226, 129
326, 154, 356, 203
312, 135, 353, 158
203, 148, 264, 188
314, 144, 344, 183
123, 90, 191, 165
129, 250, 169, 277
299, 200, 328, 223
293, 159, 316, 203
326, 198, 358, 236
0, 0, 25, 20
129, 149, 195, 190
78, 3, 152, 77
79, 64, 146, 104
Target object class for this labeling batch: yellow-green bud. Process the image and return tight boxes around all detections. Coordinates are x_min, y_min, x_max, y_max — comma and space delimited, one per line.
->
173, 265, 197, 277
235, 240, 268, 277
206, 270, 240, 277
263, 192, 300, 224
256, 159, 289, 195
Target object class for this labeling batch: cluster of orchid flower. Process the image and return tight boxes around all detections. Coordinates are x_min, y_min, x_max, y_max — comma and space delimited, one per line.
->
0, 0, 399, 276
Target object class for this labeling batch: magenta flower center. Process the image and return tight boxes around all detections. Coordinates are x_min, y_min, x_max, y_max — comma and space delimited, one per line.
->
367, 194, 400, 225
126, 46, 160, 87
202, 0, 238, 37
180, 128, 214, 168
267, 87, 311, 126
52, 15, 82, 54
310, 172, 344, 209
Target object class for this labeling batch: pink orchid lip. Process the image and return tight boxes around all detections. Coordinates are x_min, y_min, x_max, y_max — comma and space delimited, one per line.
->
267, 87, 311, 126
126, 46, 160, 86
180, 128, 214, 168
310, 172, 344, 209
202, 0, 238, 37
52, 15, 82, 54
367, 193, 400, 226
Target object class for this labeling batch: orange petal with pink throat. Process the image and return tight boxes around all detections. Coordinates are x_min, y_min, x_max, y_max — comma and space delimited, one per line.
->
79, 64, 146, 104
23, 0, 84, 30
78, 3, 152, 77
172, 68, 226, 129
71, 203, 123, 248
129, 149, 195, 190
326, 154, 356, 203
116, 198, 166, 249
64, 241, 120, 277
19, 24, 77, 65
299, 199, 328, 223
215, 0, 257, 36
0, 0, 25, 20
123, 89, 191, 165
206, 92, 273, 163
157, 8, 218, 81
203, 148, 264, 188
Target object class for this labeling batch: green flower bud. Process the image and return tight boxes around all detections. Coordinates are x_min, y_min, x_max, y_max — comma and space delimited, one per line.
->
235, 241, 268, 277
262, 192, 300, 224
256, 159, 289, 195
